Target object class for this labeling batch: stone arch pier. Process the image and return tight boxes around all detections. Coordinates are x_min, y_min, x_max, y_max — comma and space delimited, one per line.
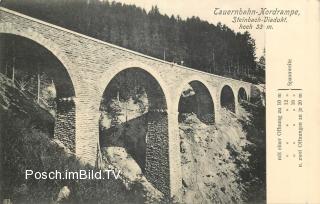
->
0, 7, 255, 199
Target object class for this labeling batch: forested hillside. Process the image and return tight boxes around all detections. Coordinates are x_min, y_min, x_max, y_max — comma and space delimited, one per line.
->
1, 0, 264, 83
0, 73, 148, 203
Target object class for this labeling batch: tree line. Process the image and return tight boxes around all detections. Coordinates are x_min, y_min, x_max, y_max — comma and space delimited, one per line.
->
2, 0, 265, 83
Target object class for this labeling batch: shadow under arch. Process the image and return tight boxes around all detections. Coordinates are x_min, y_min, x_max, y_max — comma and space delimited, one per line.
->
0, 23, 78, 95
220, 84, 235, 113
99, 67, 171, 196
0, 33, 77, 151
238, 87, 248, 102
178, 80, 215, 124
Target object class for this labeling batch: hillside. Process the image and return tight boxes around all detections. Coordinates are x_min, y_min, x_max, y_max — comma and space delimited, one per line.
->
179, 105, 266, 203
0, 72, 265, 203
0, 73, 146, 204
98, 88, 266, 203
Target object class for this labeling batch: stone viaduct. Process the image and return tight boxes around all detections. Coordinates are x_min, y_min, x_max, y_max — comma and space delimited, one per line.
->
0, 7, 253, 198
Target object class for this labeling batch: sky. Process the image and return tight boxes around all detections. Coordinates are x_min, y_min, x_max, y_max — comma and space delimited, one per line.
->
112, 0, 266, 57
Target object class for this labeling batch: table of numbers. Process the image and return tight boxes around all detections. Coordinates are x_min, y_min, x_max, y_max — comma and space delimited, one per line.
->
276, 89, 303, 167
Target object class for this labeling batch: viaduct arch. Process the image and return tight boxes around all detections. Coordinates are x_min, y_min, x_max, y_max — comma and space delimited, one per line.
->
98, 67, 171, 196
178, 80, 215, 124
0, 31, 78, 152
0, 7, 255, 199
220, 84, 236, 113
238, 87, 248, 102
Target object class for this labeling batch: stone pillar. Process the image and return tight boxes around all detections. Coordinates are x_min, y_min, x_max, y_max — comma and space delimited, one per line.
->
74, 97, 100, 165
54, 97, 76, 152
247, 86, 251, 102
235, 99, 240, 116
214, 92, 222, 123
234, 87, 240, 116
167, 110, 182, 200
145, 110, 170, 198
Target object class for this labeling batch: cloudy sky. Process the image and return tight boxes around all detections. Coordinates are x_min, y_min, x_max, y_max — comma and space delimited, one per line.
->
114, 0, 266, 57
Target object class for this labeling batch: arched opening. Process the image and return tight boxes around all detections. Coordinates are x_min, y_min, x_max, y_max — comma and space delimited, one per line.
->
0, 34, 76, 151
178, 80, 216, 201
99, 67, 170, 195
178, 80, 215, 124
220, 85, 235, 113
238, 87, 248, 102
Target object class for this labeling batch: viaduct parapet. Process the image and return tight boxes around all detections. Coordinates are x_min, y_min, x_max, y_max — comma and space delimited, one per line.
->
0, 7, 254, 199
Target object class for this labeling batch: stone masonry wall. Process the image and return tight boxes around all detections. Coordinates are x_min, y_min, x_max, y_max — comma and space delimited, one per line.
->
145, 111, 170, 198
54, 100, 76, 152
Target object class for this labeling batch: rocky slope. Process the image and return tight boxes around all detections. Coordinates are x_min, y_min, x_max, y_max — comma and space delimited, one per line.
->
0, 73, 145, 204
180, 103, 265, 204
0, 73, 265, 203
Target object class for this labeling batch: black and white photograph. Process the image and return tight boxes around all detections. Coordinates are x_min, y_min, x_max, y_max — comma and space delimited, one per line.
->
8, 0, 320, 204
